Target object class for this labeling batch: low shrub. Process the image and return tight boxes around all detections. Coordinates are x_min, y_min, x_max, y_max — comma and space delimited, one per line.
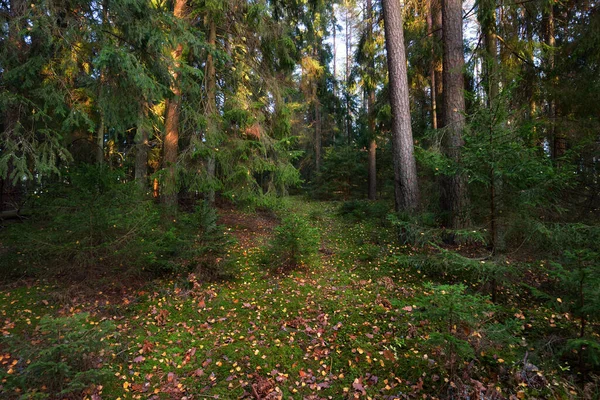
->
338, 200, 390, 222
0, 312, 115, 398
262, 214, 320, 271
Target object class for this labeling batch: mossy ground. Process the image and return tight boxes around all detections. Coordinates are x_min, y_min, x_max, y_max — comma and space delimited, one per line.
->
0, 199, 592, 399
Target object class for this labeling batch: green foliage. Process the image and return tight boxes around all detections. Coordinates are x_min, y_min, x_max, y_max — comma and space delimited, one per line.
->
337, 199, 390, 222
0, 312, 114, 398
311, 146, 367, 200
406, 284, 520, 380
505, 221, 600, 256
0, 166, 230, 281
529, 250, 600, 372
388, 212, 486, 247
263, 214, 320, 271
415, 284, 496, 333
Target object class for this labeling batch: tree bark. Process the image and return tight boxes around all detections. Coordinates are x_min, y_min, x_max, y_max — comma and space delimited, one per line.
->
135, 104, 149, 188
345, 1, 352, 145
427, 0, 438, 130
545, 5, 564, 160
433, 0, 444, 128
478, 0, 500, 251
96, 112, 105, 164
162, 0, 187, 207
478, 0, 498, 104
315, 100, 322, 172
382, 0, 420, 211
206, 16, 217, 203
441, 0, 470, 229
367, 0, 377, 200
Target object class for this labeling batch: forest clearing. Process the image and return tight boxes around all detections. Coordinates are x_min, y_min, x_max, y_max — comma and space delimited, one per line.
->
1, 0, 599, 398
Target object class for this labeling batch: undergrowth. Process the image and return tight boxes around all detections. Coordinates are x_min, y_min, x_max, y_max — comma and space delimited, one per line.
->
0, 165, 231, 283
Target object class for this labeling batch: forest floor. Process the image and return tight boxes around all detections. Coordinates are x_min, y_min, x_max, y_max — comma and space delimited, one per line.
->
0, 199, 588, 399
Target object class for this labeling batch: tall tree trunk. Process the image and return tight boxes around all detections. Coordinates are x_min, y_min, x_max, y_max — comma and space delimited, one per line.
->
315, 100, 322, 172
135, 104, 149, 188
441, 0, 470, 229
545, 5, 564, 160
367, 0, 377, 200
479, 0, 498, 104
427, 0, 438, 130
382, 0, 420, 212
96, 111, 105, 164
162, 0, 187, 207
345, 1, 352, 145
478, 0, 500, 251
433, 0, 444, 128
96, 0, 109, 165
333, 8, 338, 102
206, 16, 217, 203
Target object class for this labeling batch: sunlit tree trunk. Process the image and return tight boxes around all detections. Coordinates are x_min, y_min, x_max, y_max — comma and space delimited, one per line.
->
367, 0, 377, 200
162, 0, 187, 207
427, 0, 438, 130
382, 0, 420, 211
441, 0, 470, 228
433, 0, 444, 128
95, 0, 110, 165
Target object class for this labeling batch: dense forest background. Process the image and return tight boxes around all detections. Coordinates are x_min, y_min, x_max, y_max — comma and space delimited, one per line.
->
1, 0, 599, 398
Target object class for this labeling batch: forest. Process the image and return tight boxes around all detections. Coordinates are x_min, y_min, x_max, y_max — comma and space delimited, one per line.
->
0, 0, 599, 398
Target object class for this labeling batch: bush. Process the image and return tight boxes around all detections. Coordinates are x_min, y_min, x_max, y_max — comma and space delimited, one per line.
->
338, 200, 390, 223
390, 284, 521, 388
262, 214, 320, 271
0, 166, 230, 282
0, 312, 115, 398
311, 146, 367, 200
529, 249, 600, 375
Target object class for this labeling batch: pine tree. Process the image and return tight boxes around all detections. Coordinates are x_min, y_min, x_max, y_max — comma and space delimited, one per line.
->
382, 0, 420, 211
440, 0, 470, 228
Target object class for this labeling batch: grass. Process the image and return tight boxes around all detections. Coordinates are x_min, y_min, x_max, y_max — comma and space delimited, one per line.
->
0, 199, 594, 399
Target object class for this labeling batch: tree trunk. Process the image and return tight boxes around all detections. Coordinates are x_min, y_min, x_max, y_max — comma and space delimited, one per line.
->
96, 112, 105, 164
162, 0, 187, 207
96, 0, 109, 165
135, 104, 149, 188
367, 0, 377, 200
545, 5, 564, 160
206, 16, 217, 203
479, 0, 499, 104
333, 8, 338, 101
382, 0, 420, 212
427, 0, 438, 130
441, 0, 470, 229
345, 1, 352, 145
478, 0, 500, 251
433, 0, 444, 128
315, 100, 322, 172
